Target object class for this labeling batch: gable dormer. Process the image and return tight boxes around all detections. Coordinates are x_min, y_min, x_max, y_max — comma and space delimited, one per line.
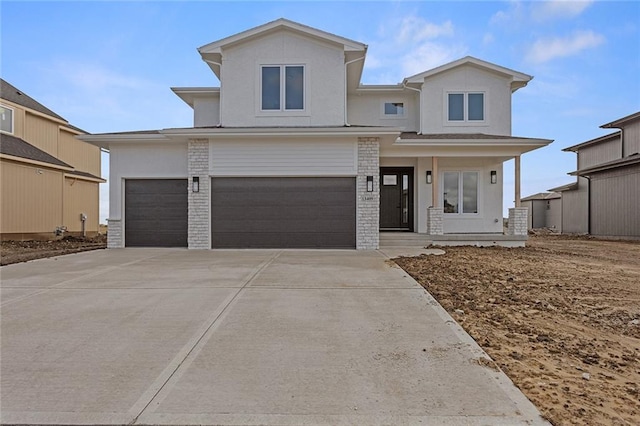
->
404, 56, 532, 136
197, 18, 366, 127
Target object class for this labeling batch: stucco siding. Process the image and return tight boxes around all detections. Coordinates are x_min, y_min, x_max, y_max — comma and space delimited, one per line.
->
590, 163, 640, 237
561, 179, 589, 233
63, 177, 100, 233
193, 97, 220, 127
210, 139, 357, 176
578, 136, 621, 169
1, 160, 63, 234
109, 143, 188, 220
347, 92, 418, 131
221, 29, 345, 127
438, 157, 504, 233
420, 65, 512, 135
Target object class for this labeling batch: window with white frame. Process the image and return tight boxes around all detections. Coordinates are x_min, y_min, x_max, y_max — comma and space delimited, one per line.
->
447, 92, 484, 122
383, 102, 404, 116
443, 171, 478, 214
261, 65, 304, 111
1, 105, 13, 134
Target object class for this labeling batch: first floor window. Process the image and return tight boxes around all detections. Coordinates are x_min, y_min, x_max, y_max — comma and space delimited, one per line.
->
443, 171, 478, 214
261, 65, 304, 111
447, 92, 484, 122
1, 105, 13, 134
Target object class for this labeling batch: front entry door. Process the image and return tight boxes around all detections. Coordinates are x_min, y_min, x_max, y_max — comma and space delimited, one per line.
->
380, 167, 414, 231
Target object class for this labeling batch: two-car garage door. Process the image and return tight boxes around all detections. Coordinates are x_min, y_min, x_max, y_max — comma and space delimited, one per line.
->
211, 177, 356, 248
124, 177, 355, 248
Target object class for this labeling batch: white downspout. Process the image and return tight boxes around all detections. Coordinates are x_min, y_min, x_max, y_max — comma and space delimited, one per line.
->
344, 55, 365, 126
204, 59, 223, 127
402, 82, 422, 135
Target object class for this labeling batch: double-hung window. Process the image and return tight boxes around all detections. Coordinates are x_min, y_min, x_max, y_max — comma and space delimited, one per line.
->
443, 171, 479, 214
447, 92, 484, 122
1, 105, 13, 134
261, 65, 304, 111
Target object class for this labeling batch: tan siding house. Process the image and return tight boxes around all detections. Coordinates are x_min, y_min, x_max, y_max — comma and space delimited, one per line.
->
550, 111, 640, 238
0, 79, 105, 240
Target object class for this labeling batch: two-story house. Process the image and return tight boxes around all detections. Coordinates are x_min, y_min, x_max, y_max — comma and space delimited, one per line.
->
550, 111, 640, 237
0, 79, 105, 240
82, 18, 551, 249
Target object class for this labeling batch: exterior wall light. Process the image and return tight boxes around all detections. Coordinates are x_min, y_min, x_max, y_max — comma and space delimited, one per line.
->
426, 170, 432, 184
490, 170, 497, 184
192, 176, 200, 192
366, 175, 374, 192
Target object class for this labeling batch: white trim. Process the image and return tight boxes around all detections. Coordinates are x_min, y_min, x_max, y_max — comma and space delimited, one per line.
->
258, 64, 307, 115
443, 90, 487, 126
380, 101, 406, 119
0, 104, 15, 134
440, 169, 482, 216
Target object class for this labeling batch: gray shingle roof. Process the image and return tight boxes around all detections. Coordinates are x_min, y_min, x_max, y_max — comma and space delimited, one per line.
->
0, 79, 66, 122
398, 132, 544, 141
0, 133, 72, 168
65, 170, 104, 181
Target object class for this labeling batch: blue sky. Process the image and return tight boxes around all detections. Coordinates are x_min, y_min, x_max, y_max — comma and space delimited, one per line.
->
2, 1, 639, 222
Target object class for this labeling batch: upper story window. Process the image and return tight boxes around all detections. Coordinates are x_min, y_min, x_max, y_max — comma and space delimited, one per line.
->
447, 92, 484, 122
383, 102, 404, 116
1, 105, 14, 134
261, 65, 304, 111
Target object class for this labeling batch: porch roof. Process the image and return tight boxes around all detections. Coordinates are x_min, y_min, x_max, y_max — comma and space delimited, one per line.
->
385, 132, 552, 157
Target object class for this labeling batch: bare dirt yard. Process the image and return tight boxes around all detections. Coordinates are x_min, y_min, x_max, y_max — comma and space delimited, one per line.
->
395, 235, 640, 426
0, 235, 107, 266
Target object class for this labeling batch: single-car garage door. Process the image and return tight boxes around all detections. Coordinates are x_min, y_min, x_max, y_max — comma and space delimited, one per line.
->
211, 177, 355, 248
125, 179, 187, 247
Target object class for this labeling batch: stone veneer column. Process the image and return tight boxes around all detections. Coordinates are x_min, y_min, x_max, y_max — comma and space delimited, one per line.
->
106, 219, 122, 248
426, 207, 444, 235
507, 207, 528, 236
188, 139, 210, 249
357, 137, 379, 250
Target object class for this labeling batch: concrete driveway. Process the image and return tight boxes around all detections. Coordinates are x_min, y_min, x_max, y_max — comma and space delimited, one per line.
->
1, 248, 546, 425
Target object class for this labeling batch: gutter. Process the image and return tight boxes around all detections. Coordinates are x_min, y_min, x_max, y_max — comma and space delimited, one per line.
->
344, 55, 365, 126
204, 59, 224, 127
402, 82, 422, 134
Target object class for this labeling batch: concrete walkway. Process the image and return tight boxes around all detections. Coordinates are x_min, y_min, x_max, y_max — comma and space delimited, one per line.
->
1, 248, 547, 425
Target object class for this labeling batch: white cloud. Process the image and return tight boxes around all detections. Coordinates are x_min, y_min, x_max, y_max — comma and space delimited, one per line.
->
395, 16, 454, 43
531, 0, 594, 22
362, 15, 463, 83
401, 42, 467, 77
483, 33, 495, 46
525, 30, 605, 63
490, 1, 525, 26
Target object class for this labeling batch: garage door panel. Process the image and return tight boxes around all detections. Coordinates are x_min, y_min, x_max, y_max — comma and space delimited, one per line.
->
125, 179, 187, 247
212, 231, 354, 249
211, 177, 355, 248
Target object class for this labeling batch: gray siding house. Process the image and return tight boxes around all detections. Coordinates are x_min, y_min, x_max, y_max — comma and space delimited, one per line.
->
521, 192, 561, 231
551, 111, 640, 237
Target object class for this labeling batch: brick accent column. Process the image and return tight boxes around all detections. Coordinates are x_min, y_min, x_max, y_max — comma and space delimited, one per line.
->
188, 139, 210, 249
426, 207, 444, 235
106, 219, 123, 248
507, 207, 528, 236
357, 137, 379, 250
